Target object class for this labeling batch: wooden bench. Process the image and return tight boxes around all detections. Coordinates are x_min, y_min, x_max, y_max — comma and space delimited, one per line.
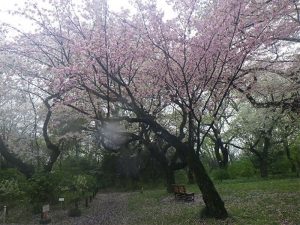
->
172, 184, 194, 202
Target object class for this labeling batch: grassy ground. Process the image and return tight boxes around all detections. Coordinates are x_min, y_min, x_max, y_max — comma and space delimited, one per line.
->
127, 178, 300, 225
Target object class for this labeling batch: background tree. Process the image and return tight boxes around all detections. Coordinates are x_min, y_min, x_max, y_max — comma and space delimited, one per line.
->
1, 0, 300, 219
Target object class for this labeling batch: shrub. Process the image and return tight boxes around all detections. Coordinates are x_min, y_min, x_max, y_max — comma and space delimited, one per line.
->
228, 159, 256, 178
0, 179, 26, 206
270, 155, 291, 175
0, 168, 27, 182
26, 172, 62, 213
0, 169, 27, 207
60, 174, 97, 211
175, 169, 189, 184
211, 169, 230, 181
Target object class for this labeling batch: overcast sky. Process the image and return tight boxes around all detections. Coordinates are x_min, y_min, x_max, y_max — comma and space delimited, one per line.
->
0, 0, 130, 30
0, 0, 133, 13
0, 0, 173, 34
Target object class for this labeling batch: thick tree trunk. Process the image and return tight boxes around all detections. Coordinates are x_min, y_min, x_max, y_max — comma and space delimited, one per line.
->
166, 167, 175, 193
259, 135, 270, 178
214, 142, 222, 167
142, 115, 228, 219
220, 145, 229, 169
147, 142, 186, 193
44, 149, 61, 173
259, 159, 268, 178
0, 95, 62, 177
284, 140, 296, 173
214, 142, 229, 169
187, 167, 195, 184
0, 137, 34, 178
212, 127, 229, 169
42, 100, 61, 173
188, 148, 228, 219
296, 161, 300, 178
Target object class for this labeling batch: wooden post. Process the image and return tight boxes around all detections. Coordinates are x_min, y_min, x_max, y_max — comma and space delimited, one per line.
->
3, 206, 6, 224
39, 204, 51, 224
59, 198, 65, 210
85, 198, 88, 208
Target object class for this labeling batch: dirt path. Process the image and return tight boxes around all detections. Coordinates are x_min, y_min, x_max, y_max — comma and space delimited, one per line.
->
52, 192, 130, 225
5, 192, 130, 225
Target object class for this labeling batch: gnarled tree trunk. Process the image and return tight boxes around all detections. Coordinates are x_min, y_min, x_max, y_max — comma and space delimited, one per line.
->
0, 137, 34, 178
259, 135, 270, 178
42, 97, 61, 173
147, 142, 186, 193
165, 167, 175, 193
187, 147, 228, 219
212, 127, 229, 169
144, 116, 228, 218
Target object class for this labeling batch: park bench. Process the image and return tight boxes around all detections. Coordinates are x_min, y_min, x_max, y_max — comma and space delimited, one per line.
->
172, 184, 194, 202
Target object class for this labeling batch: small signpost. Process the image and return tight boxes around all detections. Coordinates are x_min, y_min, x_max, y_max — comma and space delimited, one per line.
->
59, 197, 65, 209
39, 204, 51, 224
42, 204, 50, 213
3, 206, 6, 224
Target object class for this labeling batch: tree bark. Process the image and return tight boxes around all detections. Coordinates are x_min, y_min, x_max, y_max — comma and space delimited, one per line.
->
188, 148, 228, 219
0, 137, 34, 178
187, 167, 195, 184
220, 144, 229, 169
284, 140, 296, 173
259, 135, 271, 178
259, 159, 268, 178
42, 97, 61, 173
146, 142, 185, 193
0, 94, 62, 176
212, 127, 229, 169
214, 142, 223, 167
166, 167, 175, 193
140, 115, 228, 218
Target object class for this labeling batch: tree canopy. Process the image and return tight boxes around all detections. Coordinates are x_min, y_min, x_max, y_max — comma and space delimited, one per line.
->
1, 0, 300, 219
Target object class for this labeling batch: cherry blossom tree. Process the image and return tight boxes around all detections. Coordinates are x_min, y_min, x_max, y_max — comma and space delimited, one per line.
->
0, 58, 36, 177
2, 0, 300, 219
230, 105, 280, 177
233, 6, 300, 113
0, 50, 91, 175
208, 99, 237, 169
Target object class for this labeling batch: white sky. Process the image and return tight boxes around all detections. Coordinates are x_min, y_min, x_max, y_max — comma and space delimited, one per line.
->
0, 0, 174, 34
0, 0, 134, 13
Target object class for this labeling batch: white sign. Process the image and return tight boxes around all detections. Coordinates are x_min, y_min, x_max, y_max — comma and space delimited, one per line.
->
59, 198, 64, 202
42, 204, 50, 213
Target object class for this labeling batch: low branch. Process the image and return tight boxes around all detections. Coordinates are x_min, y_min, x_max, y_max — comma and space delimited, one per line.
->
0, 137, 34, 178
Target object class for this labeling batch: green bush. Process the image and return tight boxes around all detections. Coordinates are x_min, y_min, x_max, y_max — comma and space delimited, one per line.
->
0, 169, 28, 207
270, 155, 291, 175
0, 168, 27, 182
60, 174, 97, 208
26, 172, 63, 213
0, 179, 26, 206
211, 168, 230, 181
228, 159, 256, 178
174, 169, 188, 184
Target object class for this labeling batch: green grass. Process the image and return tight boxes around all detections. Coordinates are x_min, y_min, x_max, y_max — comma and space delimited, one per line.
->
127, 178, 300, 225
